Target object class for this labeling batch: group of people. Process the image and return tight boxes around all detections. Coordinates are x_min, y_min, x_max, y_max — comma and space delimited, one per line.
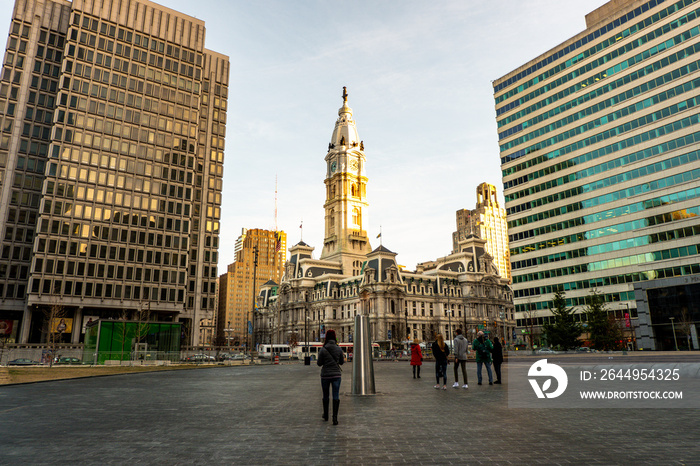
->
410, 329, 503, 388
316, 328, 504, 427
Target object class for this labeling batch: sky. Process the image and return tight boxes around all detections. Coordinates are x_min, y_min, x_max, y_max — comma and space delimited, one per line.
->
1, 0, 609, 272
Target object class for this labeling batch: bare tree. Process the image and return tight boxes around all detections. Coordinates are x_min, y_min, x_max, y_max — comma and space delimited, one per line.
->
678, 307, 694, 350
0, 325, 10, 365
42, 302, 67, 367
523, 300, 539, 351
132, 302, 151, 362
288, 331, 299, 349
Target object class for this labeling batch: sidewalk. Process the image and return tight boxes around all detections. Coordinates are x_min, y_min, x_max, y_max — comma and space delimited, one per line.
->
1, 357, 698, 464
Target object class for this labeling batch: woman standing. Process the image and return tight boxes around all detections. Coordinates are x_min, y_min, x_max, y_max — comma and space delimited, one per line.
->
410, 340, 423, 379
317, 329, 344, 425
492, 337, 504, 384
431, 334, 450, 390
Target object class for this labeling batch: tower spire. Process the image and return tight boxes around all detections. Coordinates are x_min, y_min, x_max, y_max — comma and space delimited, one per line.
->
320, 87, 371, 272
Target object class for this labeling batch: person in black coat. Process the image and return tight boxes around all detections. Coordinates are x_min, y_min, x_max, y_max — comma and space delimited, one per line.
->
492, 337, 504, 384
431, 334, 450, 390
317, 329, 344, 425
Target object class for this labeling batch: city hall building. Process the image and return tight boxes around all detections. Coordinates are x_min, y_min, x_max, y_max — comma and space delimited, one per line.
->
495, 0, 700, 349
0, 0, 228, 345
254, 90, 513, 350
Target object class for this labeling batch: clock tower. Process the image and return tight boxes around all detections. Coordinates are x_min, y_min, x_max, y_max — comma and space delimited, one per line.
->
320, 87, 372, 275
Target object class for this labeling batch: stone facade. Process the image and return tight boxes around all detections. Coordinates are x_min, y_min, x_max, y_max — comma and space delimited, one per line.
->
255, 90, 513, 349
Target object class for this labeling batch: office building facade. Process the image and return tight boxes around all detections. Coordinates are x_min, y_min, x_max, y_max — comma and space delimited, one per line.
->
0, 0, 228, 345
452, 182, 511, 282
495, 0, 700, 348
220, 228, 286, 347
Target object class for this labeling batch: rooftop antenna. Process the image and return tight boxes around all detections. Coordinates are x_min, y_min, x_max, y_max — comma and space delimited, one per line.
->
300, 219, 303, 242
273, 176, 279, 270
274, 175, 278, 232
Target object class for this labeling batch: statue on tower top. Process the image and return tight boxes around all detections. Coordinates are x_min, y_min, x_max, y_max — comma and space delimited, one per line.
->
342, 86, 348, 104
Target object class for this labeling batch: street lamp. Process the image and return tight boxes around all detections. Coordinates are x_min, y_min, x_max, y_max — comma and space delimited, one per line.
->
624, 302, 635, 351
405, 309, 409, 348
447, 305, 453, 343
305, 310, 309, 362
670, 317, 679, 351
249, 245, 259, 357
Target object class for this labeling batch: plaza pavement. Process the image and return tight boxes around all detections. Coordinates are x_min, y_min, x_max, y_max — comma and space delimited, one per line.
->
1, 354, 699, 465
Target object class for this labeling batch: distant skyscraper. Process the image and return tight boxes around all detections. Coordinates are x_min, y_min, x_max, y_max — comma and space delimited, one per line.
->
452, 183, 511, 282
0, 0, 228, 345
221, 228, 287, 346
495, 0, 700, 349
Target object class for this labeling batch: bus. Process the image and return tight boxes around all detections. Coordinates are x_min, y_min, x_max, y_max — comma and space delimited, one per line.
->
258, 344, 293, 360
292, 342, 380, 360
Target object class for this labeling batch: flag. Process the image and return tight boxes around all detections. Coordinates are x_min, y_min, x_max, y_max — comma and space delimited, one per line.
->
376, 233, 381, 238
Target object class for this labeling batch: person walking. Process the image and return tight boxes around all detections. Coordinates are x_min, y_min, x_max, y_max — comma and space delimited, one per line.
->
431, 334, 450, 390
410, 340, 423, 379
317, 329, 344, 425
472, 331, 494, 385
452, 328, 469, 389
492, 337, 504, 384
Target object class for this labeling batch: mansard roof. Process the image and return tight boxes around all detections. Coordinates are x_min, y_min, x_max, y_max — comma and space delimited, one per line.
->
371, 245, 395, 254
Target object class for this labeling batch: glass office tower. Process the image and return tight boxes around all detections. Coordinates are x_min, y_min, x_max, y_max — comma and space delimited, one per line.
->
0, 0, 228, 345
495, 0, 700, 342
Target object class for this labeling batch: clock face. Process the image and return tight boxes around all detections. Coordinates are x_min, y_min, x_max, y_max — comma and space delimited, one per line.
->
330, 161, 337, 173
349, 159, 358, 171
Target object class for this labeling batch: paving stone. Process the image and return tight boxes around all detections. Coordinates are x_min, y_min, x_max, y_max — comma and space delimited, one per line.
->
0, 359, 699, 464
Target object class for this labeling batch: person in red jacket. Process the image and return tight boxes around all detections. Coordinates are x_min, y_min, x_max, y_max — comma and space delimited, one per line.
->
410, 340, 423, 379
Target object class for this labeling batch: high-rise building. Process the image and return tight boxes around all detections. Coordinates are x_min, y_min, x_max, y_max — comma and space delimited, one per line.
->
495, 0, 700, 349
452, 182, 511, 282
221, 228, 286, 347
0, 0, 228, 345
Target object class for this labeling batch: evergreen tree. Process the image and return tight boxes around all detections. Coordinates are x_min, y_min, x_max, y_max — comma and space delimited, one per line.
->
542, 289, 583, 350
584, 291, 623, 350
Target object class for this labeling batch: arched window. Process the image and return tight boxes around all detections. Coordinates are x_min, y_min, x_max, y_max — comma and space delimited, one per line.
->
351, 183, 357, 197
352, 207, 361, 226
330, 209, 335, 227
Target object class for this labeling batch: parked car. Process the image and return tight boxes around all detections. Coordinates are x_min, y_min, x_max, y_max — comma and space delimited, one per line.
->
8, 358, 41, 366
232, 353, 251, 360
536, 348, 557, 354
54, 357, 82, 365
182, 354, 215, 363
576, 347, 591, 353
